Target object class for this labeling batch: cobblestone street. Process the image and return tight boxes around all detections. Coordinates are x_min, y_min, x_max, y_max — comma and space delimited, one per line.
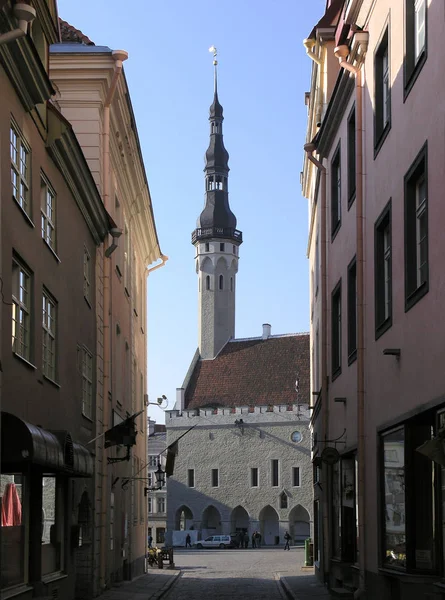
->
162, 547, 303, 599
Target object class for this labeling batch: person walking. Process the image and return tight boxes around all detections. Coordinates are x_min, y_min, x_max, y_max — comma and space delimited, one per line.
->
185, 533, 192, 548
251, 531, 257, 548
148, 534, 153, 549
284, 530, 291, 551
244, 531, 249, 549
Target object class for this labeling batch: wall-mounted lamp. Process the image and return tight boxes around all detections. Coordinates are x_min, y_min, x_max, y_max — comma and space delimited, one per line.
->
383, 348, 401, 357
144, 462, 166, 496
334, 397, 347, 404
0, 4, 36, 46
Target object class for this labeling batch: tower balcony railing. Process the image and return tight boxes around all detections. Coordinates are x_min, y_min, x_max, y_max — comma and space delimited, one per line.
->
192, 227, 243, 244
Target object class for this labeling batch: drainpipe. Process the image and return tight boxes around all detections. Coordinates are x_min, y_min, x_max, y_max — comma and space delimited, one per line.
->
303, 38, 325, 127
304, 143, 329, 584
146, 254, 169, 275
0, 3, 35, 46
99, 49, 128, 591
334, 44, 366, 599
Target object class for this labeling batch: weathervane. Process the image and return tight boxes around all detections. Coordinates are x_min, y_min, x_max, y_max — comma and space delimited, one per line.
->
209, 45, 218, 93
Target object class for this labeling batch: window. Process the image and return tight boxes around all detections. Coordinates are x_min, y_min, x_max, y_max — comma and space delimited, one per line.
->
220, 243, 225, 252
206, 275, 210, 291
41, 476, 64, 575
347, 107, 356, 206
80, 346, 93, 419
41, 177, 56, 250
331, 144, 341, 239
187, 469, 195, 488
271, 460, 279, 487
404, 143, 428, 310
83, 247, 91, 303
332, 457, 357, 562
405, 0, 427, 94
1, 473, 27, 588
205, 243, 210, 252
315, 236, 320, 296
156, 527, 165, 544
375, 29, 390, 152
211, 469, 219, 487
10, 124, 30, 216
148, 455, 158, 467
42, 291, 56, 381
233, 245, 236, 254
347, 257, 357, 363
157, 497, 165, 513
12, 258, 31, 362
148, 497, 153, 513
110, 492, 114, 550
331, 280, 342, 379
375, 201, 392, 338
292, 467, 300, 487
219, 275, 224, 290
147, 472, 153, 487
124, 224, 130, 295
280, 492, 288, 509
230, 277, 233, 292
251, 467, 258, 487
381, 416, 437, 572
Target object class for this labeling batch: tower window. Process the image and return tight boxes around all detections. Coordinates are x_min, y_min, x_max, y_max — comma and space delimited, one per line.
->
206, 276, 210, 291
230, 277, 233, 292
219, 275, 224, 290
205, 243, 210, 252
220, 243, 225, 252
233, 245, 236, 254
215, 176, 223, 190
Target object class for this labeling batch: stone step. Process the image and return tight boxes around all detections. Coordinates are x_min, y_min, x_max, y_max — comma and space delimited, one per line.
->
330, 587, 354, 599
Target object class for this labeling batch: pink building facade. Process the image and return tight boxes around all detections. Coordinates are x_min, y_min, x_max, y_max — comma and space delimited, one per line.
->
303, 1, 445, 598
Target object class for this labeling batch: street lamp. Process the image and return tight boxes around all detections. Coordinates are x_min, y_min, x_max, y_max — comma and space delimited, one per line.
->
144, 461, 165, 496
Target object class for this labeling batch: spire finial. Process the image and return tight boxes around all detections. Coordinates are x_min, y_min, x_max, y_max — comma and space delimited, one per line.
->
209, 45, 218, 94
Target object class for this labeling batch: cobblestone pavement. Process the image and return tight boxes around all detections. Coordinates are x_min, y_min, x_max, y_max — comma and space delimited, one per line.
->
162, 546, 303, 599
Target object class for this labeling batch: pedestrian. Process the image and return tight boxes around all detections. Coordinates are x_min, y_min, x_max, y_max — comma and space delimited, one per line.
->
148, 535, 153, 549
185, 533, 192, 548
255, 531, 261, 548
284, 530, 291, 551
251, 531, 256, 548
244, 531, 249, 549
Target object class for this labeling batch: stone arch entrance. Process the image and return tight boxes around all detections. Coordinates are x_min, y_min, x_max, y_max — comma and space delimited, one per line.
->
289, 504, 310, 544
202, 505, 222, 537
175, 505, 193, 530
75, 490, 93, 599
230, 505, 249, 533
259, 505, 279, 546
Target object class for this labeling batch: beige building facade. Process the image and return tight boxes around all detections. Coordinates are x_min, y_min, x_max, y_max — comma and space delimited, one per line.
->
303, 1, 445, 598
50, 26, 164, 591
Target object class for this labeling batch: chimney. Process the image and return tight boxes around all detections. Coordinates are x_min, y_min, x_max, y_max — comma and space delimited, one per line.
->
176, 387, 185, 411
262, 323, 271, 339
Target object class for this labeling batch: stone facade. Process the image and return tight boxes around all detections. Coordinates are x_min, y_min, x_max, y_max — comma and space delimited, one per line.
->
166, 404, 312, 546
147, 420, 167, 546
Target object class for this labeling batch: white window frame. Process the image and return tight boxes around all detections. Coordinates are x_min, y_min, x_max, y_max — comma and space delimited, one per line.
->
415, 175, 427, 288
12, 259, 31, 361
81, 346, 93, 419
148, 455, 158, 467
42, 291, 56, 381
414, 0, 426, 62
83, 247, 91, 303
41, 176, 56, 250
148, 497, 153, 513
157, 497, 165, 513
10, 123, 30, 215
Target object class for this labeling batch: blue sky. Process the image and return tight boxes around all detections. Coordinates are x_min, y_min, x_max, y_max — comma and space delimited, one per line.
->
57, 0, 326, 423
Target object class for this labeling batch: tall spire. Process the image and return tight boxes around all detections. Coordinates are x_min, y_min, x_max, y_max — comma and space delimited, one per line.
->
210, 45, 218, 96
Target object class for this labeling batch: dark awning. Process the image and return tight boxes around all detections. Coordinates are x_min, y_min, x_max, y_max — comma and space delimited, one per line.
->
1, 413, 93, 477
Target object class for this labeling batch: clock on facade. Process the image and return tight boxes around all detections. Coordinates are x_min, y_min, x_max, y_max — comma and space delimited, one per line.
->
291, 431, 302, 443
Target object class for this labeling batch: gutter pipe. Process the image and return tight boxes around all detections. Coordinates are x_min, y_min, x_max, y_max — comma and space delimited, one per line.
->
0, 3, 35, 46
334, 44, 366, 600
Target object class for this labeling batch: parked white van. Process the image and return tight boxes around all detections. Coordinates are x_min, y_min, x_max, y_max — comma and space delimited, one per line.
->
196, 535, 234, 549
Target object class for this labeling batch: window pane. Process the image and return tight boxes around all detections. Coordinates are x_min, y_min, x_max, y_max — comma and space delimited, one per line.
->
0, 474, 25, 588
41, 476, 61, 575
383, 428, 406, 568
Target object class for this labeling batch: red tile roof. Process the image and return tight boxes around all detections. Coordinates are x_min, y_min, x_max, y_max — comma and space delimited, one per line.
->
185, 333, 309, 409
59, 19, 95, 45
307, 0, 344, 39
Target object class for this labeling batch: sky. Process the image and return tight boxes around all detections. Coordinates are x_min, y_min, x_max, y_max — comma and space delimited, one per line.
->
57, 0, 326, 424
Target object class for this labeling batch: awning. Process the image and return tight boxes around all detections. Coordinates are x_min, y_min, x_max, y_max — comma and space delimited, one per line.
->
1, 412, 93, 477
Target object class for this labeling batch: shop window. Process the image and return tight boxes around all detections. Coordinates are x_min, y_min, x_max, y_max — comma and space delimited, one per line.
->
41, 475, 64, 575
381, 413, 437, 572
0, 473, 26, 588
331, 457, 357, 562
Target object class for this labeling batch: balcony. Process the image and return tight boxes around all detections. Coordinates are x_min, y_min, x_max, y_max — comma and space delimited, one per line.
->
192, 227, 243, 244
